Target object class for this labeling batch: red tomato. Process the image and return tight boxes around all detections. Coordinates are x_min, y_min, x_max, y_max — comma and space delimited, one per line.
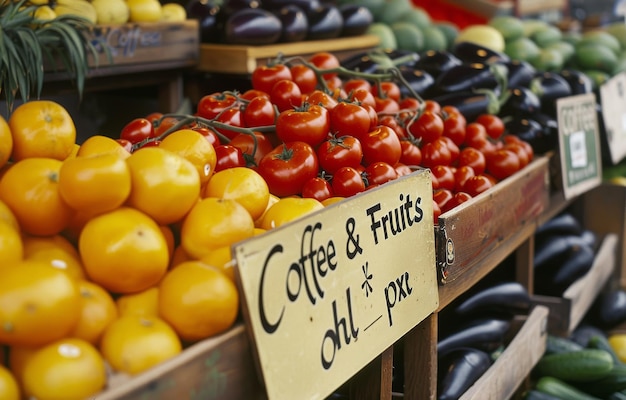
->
229, 132, 275, 166
503, 134, 534, 163
289, 63, 318, 95
468, 135, 497, 160
398, 97, 421, 111
371, 81, 401, 102
317, 135, 363, 173
408, 111, 444, 144
270, 79, 303, 112
394, 162, 413, 176
374, 96, 400, 114
503, 141, 530, 168
433, 201, 441, 224
214, 144, 246, 171
302, 177, 333, 202
120, 118, 156, 144
251, 63, 293, 94
145, 112, 163, 125
343, 79, 372, 95
139, 139, 161, 148
458, 147, 487, 175
453, 165, 476, 193
306, 90, 339, 110
431, 165, 455, 191
197, 92, 238, 120
275, 104, 330, 147
442, 192, 473, 213
486, 149, 521, 181
324, 76, 344, 92
442, 111, 467, 147
421, 138, 452, 168
309, 52, 340, 80
329, 101, 371, 139
423, 100, 441, 114
191, 126, 221, 146
433, 189, 453, 212
399, 140, 422, 166
349, 88, 376, 108
240, 89, 270, 101
363, 104, 379, 131
242, 95, 277, 128
257, 141, 320, 197
440, 136, 460, 164
363, 161, 398, 187
475, 113, 505, 140
214, 107, 244, 140
464, 122, 488, 148
360, 125, 402, 166
154, 116, 181, 137
331, 166, 365, 197
116, 138, 133, 153
463, 174, 494, 197
379, 115, 406, 139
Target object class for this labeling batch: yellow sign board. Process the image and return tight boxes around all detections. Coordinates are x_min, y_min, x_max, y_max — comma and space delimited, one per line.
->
234, 170, 439, 400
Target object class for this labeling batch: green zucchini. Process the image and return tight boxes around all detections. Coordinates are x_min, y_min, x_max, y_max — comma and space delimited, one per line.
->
534, 349, 614, 382
577, 364, 626, 398
524, 389, 562, 399
588, 334, 624, 365
536, 376, 602, 400
545, 334, 584, 355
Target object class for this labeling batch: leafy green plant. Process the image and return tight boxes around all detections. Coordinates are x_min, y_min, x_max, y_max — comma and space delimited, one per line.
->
0, 0, 107, 111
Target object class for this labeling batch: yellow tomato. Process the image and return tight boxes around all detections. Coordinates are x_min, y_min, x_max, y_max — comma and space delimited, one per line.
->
0, 260, 81, 347
22, 234, 85, 281
100, 315, 181, 375
0, 222, 23, 268
8, 100, 76, 161
21, 338, 106, 400
77, 135, 131, 159
161, 3, 186, 22
203, 166, 270, 221
78, 207, 169, 294
258, 197, 324, 230
125, 147, 201, 225
159, 128, 217, 186
0, 115, 12, 168
116, 286, 159, 317
200, 245, 235, 282
0, 365, 19, 400
69, 280, 118, 345
180, 197, 255, 259
126, 0, 162, 22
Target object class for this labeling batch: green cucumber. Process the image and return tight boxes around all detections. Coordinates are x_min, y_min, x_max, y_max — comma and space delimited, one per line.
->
524, 389, 562, 399
534, 349, 614, 382
575, 44, 619, 74
609, 390, 626, 400
545, 334, 584, 355
588, 334, 624, 365
579, 364, 626, 398
536, 376, 602, 400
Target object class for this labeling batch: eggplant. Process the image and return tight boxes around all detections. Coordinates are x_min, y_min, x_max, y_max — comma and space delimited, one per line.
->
455, 282, 531, 317
262, 0, 321, 12
592, 289, 626, 329
432, 90, 500, 122
339, 4, 373, 37
221, 0, 262, 16
552, 242, 595, 286
560, 69, 594, 95
437, 318, 511, 356
534, 234, 593, 270
274, 5, 308, 43
505, 117, 556, 155
580, 229, 598, 248
535, 213, 583, 242
340, 49, 418, 73
306, 3, 343, 41
438, 348, 492, 400
397, 66, 435, 97
499, 86, 541, 119
223, 8, 282, 45
530, 71, 573, 116
497, 59, 536, 89
571, 324, 609, 347
413, 50, 462, 79
433, 63, 499, 95
186, 0, 223, 43
452, 41, 509, 64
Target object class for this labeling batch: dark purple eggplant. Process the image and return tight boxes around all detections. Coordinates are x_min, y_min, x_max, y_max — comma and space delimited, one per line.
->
339, 4, 372, 37
224, 8, 282, 45
592, 289, 626, 329
560, 69, 594, 95
497, 59, 536, 89
452, 41, 509, 64
455, 282, 531, 316
534, 234, 594, 270
438, 348, 492, 400
414, 50, 462, 79
530, 71, 573, 116
437, 318, 511, 356
500, 87, 541, 119
186, 0, 224, 43
535, 213, 583, 242
552, 242, 595, 286
432, 90, 500, 122
397, 66, 435, 97
306, 3, 343, 40
505, 117, 556, 155
580, 229, 598, 248
340, 49, 418, 73
434, 63, 499, 95
273, 5, 308, 43
262, 0, 321, 12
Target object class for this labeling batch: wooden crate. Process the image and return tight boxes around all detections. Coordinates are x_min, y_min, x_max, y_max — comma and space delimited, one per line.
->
459, 305, 549, 399
197, 35, 380, 74
530, 233, 618, 336
94, 324, 265, 400
435, 156, 550, 285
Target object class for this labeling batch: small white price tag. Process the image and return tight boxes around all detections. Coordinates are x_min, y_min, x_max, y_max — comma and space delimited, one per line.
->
599, 72, 626, 164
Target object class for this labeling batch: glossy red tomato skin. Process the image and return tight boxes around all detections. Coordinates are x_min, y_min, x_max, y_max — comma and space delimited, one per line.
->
487, 149, 521, 181
378, 115, 405, 139
374, 96, 400, 114
240, 89, 270, 101
453, 165, 476, 193
442, 191, 473, 213
257, 141, 320, 197
399, 140, 422, 166
463, 122, 488, 148
463, 174, 494, 197
120, 118, 156, 144
363, 161, 398, 187
408, 111, 444, 145
214, 107, 244, 141
394, 162, 413, 177
309, 52, 340, 80
441, 136, 460, 164
398, 97, 421, 111
190, 126, 221, 146
197, 92, 239, 120
423, 100, 441, 114
242, 95, 277, 128
275, 104, 330, 147
116, 138, 134, 153
306, 90, 339, 110
251, 63, 293, 94
349, 88, 376, 108
457, 147, 487, 175
503, 142, 530, 168
371, 81, 401, 102
421, 138, 452, 168
270, 79, 303, 112
302, 177, 333, 202
431, 165, 456, 192
329, 102, 371, 139
433, 201, 442, 224
476, 113, 505, 140
214, 144, 247, 172
433, 188, 453, 212
317, 135, 363, 174
229, 132, 275, 166
360, 125, 402, 166
290, 64, 318, 95
343, 78, 371, 94
331, 166, 366, 198
442, 111, 467, 147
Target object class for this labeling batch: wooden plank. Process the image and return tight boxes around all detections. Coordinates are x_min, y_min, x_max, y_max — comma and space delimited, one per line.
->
349, 347, 394, 400
198, 35, 380, 74
459, 306, 549, 399
402, 314, 437, 400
